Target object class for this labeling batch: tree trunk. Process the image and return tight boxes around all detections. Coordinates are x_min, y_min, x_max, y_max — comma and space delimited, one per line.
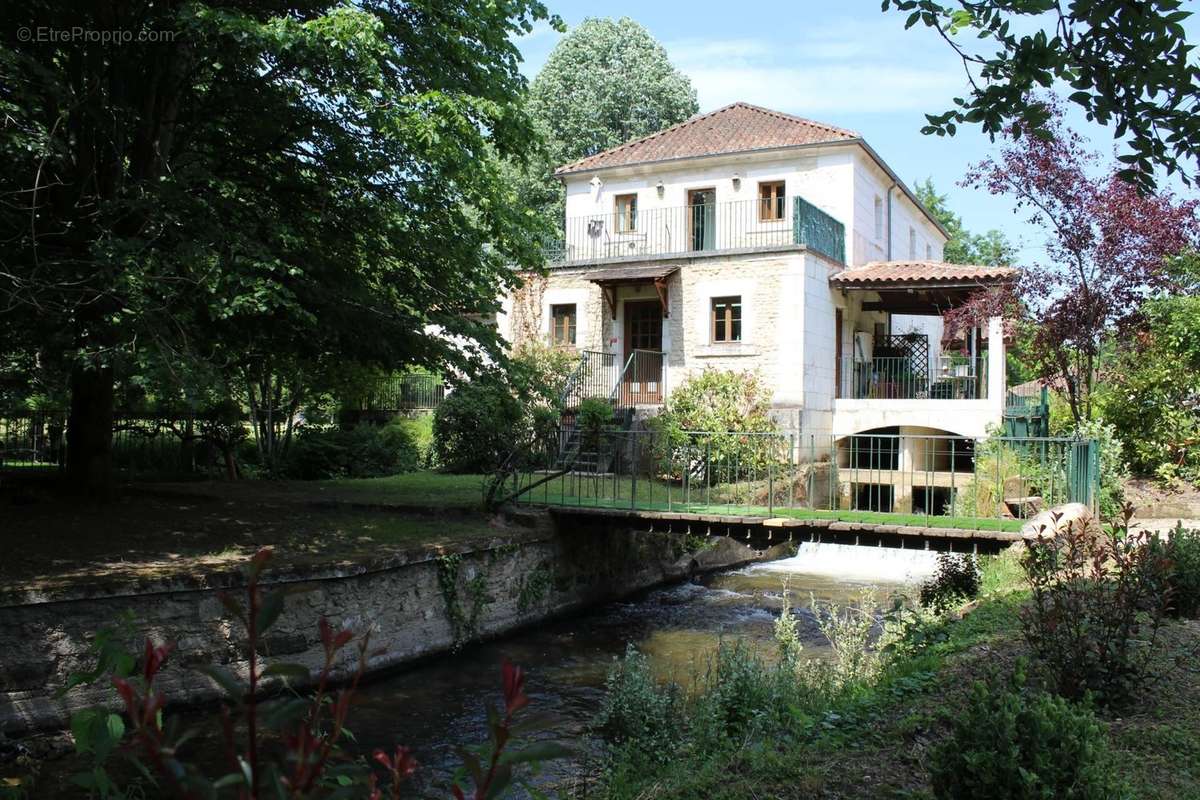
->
67, 364, 115, 498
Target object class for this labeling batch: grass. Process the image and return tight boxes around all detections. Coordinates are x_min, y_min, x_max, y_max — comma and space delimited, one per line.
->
317, 471, 488, 509
513, 472, 1025, 532
593, 549, 1200, 799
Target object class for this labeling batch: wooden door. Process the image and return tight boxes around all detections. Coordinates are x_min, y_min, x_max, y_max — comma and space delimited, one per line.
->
622, 300, 663, 404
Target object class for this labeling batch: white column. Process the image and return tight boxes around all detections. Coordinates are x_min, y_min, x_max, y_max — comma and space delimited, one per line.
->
987, 316, 1005, 419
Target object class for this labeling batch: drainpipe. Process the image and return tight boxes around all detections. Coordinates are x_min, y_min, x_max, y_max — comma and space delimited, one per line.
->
885, 183, 896, 261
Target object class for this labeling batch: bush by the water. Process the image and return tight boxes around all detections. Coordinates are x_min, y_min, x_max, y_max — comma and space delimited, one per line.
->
929, 662, 1125, 800
1021, 512, 1172, 707
593, 644, 685, 756
919, 553, 981, 612
433, 377, 525, 473
1158, 524, 1200, 619
283, 420, 421, 479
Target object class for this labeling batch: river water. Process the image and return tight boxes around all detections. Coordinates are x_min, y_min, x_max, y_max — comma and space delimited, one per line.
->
36, 542, 940, 796
345, 541, 941, 795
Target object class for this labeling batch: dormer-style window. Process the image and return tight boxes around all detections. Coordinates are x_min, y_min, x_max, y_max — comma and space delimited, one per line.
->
615, 193, 638, 232
758, 181, 785, 221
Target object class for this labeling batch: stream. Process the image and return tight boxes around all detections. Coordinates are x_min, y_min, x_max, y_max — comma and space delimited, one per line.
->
37, 541, 941, 797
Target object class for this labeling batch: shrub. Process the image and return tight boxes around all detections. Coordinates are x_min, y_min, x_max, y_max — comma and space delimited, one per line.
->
929, 661, 1125, 800
283, 420, 420, 479
919, 553, 981, 612
648, 368, 781, 481
508, 342, 578, 406
1159, 524, 1200, 619
1021, 511, 1173, 707
576, 397, 614, 448
593, 644, 685, 756
433, 377, 525, 473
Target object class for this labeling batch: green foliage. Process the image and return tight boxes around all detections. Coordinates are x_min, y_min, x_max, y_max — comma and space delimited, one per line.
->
1021, 513, 1173, 707
518, 17, 698, 225
577, 397, 615, 448
914, 178, 1015, 265
1, 0, 559, 491
516, 563, 554, 612
919, 554, 982, 612
1157, 525, 1200, 619
883, 0, 1200, 192
508, 342, 578, 407
434, 378, 526, 474
951, 435, 1068, 519
282, 421, 420, 480
929, 661, 1126, 800
436, 553, 491, 649
1098, 292, 1200, 484
594, 644, 686, 757
649, 368, 781, 480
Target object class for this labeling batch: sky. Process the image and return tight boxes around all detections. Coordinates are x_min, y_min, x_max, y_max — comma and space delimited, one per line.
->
513, 0, 1199, 266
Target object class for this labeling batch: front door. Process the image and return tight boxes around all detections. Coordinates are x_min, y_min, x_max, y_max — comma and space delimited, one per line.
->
622, 300, 664, 405
688, 188, 716, 251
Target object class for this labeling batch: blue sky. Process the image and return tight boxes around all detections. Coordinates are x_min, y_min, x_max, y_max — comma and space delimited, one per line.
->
514, 0, 1198, 266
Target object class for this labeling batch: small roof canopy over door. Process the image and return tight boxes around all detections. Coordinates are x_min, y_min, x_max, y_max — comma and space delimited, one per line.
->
586, 264, 679, 320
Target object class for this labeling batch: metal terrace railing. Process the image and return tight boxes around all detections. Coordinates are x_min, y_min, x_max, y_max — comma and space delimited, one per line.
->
838, 356, 989, 400
548, 195, 845, 267
499, 429, 1099, 530
353, 373, 446, 413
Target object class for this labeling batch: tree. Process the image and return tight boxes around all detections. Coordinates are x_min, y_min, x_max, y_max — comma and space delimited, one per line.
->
517, 17, 699, 225
914, 178, 1016, 265
948, 108, 1200, 425
0, 0, 556, 494
883, 0, 1200, 192
1099, 273, 1200, 484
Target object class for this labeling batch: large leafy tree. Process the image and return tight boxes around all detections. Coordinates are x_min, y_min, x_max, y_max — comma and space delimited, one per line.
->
0, 0, 555, 494
914, 178, 1016, 265
947, 109, 1200, 425
516, 17, 698, 225
883, 0, 1200, 192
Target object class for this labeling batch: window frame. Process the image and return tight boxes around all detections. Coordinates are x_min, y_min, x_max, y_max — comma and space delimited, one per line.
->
758, 181, 786, 222
549, 303, 577, 347
710, 295, 743, 343
873, 196, 884, 241
614, 193, 638, 233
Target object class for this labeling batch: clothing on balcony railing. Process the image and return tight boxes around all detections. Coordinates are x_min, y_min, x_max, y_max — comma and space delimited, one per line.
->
547, 195, 845, 266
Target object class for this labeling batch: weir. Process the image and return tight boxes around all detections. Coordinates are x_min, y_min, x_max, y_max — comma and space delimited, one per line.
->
548, 505, 1024, 556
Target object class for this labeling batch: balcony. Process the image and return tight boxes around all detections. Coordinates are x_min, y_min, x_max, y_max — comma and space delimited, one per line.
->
546, 195, 845, 267
837, 356, 990, 401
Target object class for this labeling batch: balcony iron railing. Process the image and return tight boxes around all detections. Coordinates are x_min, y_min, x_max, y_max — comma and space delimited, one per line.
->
838, 356, 989, 400
547, 195, 845, 267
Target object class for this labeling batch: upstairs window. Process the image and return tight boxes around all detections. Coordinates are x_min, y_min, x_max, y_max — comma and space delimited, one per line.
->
711, 296, 743, 342
908, 227, 917, 259
758, 181, 786, 221
615, 193, 638, 232
550, 304, 577, 346
874, 196, 884, 240
925, 242, 933, 260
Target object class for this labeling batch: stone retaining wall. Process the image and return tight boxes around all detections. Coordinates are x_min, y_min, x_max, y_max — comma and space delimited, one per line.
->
0, 510, 786, 736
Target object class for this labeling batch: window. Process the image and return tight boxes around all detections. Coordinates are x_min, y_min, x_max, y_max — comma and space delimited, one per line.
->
925, 242, 932, 260
614, 193, 638, 232
550, 304, 576, 346
758, 181, 786, 221
908, 226, 916, 259
873, 196, 883, 240
711, 296, 742, 342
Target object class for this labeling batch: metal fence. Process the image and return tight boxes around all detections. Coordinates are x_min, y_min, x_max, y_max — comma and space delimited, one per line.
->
502, 428, 1098, 530
838, 356, 989, 400
560, 349, 666, 410
548, 195, 845, 266
351, 373, 446, 413
0, 410, 237, 479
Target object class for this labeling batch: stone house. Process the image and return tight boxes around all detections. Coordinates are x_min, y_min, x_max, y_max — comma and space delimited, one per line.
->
497, 102, 1015, 512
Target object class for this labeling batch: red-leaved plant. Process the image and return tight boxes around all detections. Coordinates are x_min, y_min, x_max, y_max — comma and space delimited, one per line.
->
60, 548, 566, 798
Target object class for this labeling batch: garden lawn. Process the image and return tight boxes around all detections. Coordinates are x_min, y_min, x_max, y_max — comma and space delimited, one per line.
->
514, 473, 1025, 532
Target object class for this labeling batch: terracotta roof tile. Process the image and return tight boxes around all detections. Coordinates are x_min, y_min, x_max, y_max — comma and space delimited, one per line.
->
830, 261, 1017, 287
555, 102, 859, 176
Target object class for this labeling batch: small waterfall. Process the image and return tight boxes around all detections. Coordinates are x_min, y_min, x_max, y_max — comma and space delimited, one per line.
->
751, 541, 941, 584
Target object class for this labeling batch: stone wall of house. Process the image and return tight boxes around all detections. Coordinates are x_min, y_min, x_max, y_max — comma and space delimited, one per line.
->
0, 512, 784, 736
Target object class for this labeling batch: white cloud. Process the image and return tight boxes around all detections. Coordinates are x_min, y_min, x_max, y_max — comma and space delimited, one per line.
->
664, 20, 970, 115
